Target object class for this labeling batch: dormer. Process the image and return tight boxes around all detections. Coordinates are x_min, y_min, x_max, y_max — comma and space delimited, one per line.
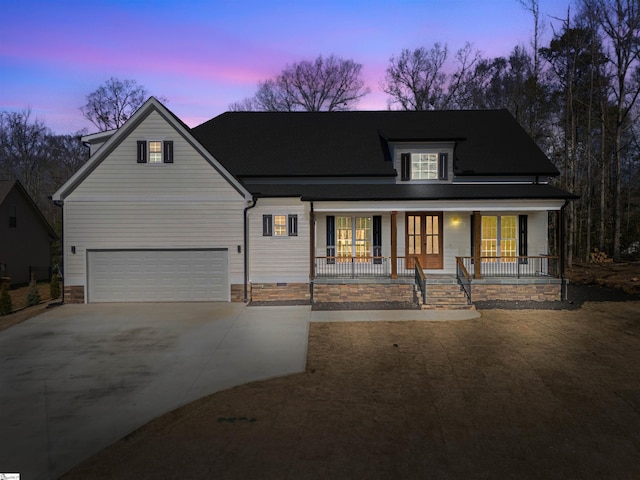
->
391, 142, 455, 184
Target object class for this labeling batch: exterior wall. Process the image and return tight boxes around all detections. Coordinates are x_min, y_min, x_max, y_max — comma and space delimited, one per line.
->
0, 186, 53, 285
63, 110, 248, 300
248, 198, 310, 283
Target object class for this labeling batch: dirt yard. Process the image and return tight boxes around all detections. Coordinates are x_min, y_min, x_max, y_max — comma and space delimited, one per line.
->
62, 300, 640, 479
567, 260, 640, 294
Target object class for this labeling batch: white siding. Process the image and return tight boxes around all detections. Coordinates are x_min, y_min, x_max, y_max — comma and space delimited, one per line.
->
248, 198, 310, 283
63, 110, 248, 294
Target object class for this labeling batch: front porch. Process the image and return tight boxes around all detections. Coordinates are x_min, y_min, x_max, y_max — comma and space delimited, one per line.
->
313, 254, 563, 308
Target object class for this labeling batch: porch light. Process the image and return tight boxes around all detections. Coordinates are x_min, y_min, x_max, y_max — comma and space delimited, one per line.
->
451, 216, 461, 226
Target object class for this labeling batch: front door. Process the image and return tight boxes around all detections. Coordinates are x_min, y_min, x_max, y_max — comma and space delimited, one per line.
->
406, 212, 443, 269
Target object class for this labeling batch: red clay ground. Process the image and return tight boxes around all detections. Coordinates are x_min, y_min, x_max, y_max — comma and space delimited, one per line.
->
62, 300, 640, 479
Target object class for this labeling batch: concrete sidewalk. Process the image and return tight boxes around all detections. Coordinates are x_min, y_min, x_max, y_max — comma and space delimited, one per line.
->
0, 303, 477, 479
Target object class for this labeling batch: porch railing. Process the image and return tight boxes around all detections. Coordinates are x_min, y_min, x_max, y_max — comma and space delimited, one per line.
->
457, 256, 560, 278
414, 258, 426, 305
455, 257, 472, 304
315, 257, 414, 278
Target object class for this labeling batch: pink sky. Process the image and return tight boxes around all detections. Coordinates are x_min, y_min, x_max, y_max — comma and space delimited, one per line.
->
0, 0, 570, 134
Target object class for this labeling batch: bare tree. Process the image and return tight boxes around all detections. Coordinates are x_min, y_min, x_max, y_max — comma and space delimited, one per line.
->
591, 0, 640, 258
231, 55, 370, 112
382, 43, 449, 110
0, 109, 49, 201
81, 78, 151, 131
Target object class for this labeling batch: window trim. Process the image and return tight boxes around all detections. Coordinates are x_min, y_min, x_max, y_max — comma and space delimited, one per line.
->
137, 140, 174, 164
262, 213, 298, 237
399, 150, 449, 182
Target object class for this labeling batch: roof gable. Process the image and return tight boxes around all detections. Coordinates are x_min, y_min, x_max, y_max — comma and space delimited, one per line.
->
0, 179, 57, 238
53, 97, 252, 202
191, 109, 559, 178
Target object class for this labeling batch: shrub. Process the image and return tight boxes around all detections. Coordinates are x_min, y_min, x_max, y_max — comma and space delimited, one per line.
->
0, 284, 12, 316
26, 276, 41, 307
50, 274, 61, 299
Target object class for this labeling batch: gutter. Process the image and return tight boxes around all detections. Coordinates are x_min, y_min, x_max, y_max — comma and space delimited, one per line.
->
243, 197, 257, 302
560, 199, 570, 301
52, 199, 65, 305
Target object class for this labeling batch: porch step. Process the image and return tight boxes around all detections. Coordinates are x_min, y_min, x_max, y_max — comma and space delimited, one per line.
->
419, 283, 475, 310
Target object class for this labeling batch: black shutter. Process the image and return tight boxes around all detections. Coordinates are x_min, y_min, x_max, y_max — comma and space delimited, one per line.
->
326, 216, 335, 264
439, 153, 448, 180
262, 215, 272, 236
137, 141, 147, 163
400, 153, 411, 181
519, 215, 528, 264
288, 214, 298, 236
163, 141, 174, 163
373, 215, 382, 264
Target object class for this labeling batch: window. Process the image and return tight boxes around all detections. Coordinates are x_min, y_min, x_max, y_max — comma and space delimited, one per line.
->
274, 215, 287, 236
412, 153, 438, 179
9, 206, 17, 228
149, 141, 162, 163
336, 216, 372, 262
137, 140, 174, 164
263, 214, 297, 236
481, 216, 517, 260
401, 152, 448, 181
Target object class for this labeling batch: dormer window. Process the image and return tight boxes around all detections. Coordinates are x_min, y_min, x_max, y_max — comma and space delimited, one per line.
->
412, 153, 438, 179
400, 152, 448, 181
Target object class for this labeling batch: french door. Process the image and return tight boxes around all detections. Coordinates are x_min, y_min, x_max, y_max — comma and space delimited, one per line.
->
406, 212, 443, 269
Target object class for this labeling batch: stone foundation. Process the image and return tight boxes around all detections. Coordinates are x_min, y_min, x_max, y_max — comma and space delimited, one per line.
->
230, 284, 244, 302
472, 283, 561, 302
250, 283, 311, 303
313, 283, 416, 303
64, 285, 85, 304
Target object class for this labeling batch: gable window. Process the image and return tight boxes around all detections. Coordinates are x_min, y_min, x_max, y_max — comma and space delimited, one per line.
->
137, 140, 174, 164
401, 152, 448, 181
149, 141, 162, 163
263, 214, 297, 237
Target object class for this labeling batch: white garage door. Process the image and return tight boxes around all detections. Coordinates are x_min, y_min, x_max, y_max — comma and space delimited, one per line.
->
87, 249, 229, 302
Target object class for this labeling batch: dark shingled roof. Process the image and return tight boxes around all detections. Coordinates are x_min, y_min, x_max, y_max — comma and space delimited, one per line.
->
244, 183, 578, 201
191, 109, 560, 178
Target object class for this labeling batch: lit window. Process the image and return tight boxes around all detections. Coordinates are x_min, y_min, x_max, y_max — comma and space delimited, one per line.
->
336, 216, 371, 261
274, 215, 287, 236
149, 141, 162, 163
482, 216, 517, 260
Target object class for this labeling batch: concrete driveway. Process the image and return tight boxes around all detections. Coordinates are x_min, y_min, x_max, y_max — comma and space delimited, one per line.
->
0, 303, 311, 479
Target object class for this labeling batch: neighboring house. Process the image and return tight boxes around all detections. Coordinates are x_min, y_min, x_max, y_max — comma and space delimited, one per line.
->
0, 180, 57, 286
53, 97, 577, 307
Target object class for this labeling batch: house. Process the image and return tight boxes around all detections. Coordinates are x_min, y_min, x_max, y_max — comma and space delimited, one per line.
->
52, 97, 577, 307
0, 179, 57, 286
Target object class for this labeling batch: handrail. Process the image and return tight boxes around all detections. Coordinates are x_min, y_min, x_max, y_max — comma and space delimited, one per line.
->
455, 257, 472, 305
414, 257, 426, 305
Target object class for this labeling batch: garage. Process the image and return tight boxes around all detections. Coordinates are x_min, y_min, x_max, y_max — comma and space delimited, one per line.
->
87, 249, 229, 302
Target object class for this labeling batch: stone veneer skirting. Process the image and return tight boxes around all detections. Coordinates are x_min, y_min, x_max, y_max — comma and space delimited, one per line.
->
64, 285, 85, 304
231, 284, 244, 302
471, 282, 561, 302
313, 283, 416, 303
250, 283, 311, 303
